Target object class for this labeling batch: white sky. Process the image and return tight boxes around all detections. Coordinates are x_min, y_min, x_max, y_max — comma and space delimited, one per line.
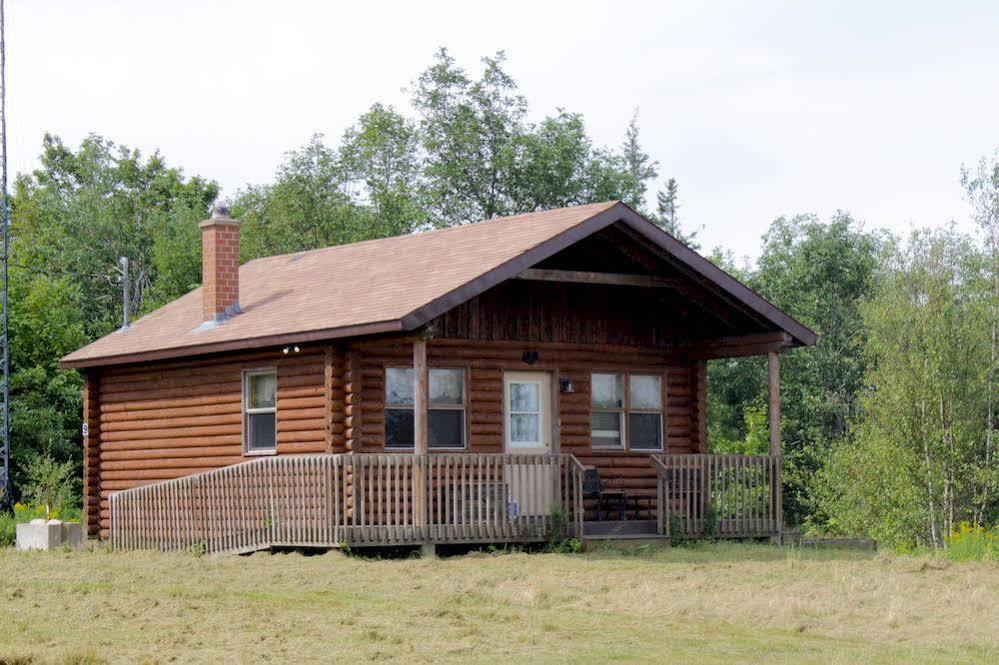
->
7, 1, 999, 258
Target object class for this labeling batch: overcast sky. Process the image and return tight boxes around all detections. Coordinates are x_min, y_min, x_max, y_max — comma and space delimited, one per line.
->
7, 1, 999, 258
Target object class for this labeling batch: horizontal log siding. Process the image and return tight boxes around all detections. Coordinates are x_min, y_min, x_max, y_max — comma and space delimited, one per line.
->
355, 338, 703, 518
95, 349, 327, 536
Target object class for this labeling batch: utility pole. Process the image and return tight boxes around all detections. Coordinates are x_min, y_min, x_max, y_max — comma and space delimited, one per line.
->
0, 0, 11, 505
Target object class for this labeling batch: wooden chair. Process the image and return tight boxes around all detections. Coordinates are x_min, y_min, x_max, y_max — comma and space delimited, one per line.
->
582, 467, 628, 521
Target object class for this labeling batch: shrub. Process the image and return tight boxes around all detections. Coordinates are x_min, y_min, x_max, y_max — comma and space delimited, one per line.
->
21, 455, 79, 519
944, 522, 998, 562
0, 511, 15, 547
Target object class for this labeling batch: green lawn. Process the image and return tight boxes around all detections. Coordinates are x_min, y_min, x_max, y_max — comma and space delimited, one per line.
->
0, 542, 996, 663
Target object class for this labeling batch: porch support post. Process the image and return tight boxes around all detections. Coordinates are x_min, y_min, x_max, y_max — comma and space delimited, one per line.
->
413, 338, 429, 535
414, 338, 428, 455
768, 351, 780, 456
768, 351, 783, 538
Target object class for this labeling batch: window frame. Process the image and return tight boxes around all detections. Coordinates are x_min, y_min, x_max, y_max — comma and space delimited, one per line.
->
243, 367, 278, 456
589, 370, 665, 452
384, 366, 468, 451
590, 372, 626, 450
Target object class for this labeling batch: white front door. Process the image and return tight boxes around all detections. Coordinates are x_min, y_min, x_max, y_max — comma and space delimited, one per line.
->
503, 371, 554, 516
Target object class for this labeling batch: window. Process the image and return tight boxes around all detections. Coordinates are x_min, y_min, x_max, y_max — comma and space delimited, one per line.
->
385, 367, 466, 449
244, 370, 277, 453
508, 379, 542, 447
591, 373, 624, 448
628, 375, 663, 450
590, 372, 663, 451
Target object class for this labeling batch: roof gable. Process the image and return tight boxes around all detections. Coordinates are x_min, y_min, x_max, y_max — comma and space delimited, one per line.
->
61, 201, 815, 368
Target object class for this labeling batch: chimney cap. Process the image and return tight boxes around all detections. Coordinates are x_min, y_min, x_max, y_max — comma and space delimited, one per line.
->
201, 203, 240, 228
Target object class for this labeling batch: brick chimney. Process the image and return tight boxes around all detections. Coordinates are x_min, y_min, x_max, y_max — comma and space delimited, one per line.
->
200, 205, 242, 322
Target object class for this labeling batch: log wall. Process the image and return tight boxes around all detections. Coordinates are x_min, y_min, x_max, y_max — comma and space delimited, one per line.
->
90, 348, 328, 537
353, 338, 706, 516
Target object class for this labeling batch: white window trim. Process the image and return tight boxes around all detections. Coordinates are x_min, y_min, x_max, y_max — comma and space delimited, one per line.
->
243, 368, 277, 456
384, 366, 468, 451
591, 372, 626, 449
627, 374, 665, 452
590, 371, 665, 452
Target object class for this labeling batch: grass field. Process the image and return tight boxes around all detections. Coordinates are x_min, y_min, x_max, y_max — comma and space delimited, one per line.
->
0, 542, 996, 664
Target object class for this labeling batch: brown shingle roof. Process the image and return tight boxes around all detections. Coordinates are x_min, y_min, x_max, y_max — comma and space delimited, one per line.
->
62, 200, 817, 368
61, 201, 622, 367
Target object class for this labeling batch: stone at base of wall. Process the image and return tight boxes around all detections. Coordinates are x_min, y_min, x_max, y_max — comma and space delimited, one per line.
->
16, 520, 83, 552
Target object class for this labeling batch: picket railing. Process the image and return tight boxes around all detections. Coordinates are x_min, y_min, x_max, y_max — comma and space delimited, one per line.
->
651, 454, 781, 538
110, 453, 586, 554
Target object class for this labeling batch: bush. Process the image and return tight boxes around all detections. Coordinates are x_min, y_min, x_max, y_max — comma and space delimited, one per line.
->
21, 454, 79, 518
943, 522, 998, 562
0, 511, 15, 547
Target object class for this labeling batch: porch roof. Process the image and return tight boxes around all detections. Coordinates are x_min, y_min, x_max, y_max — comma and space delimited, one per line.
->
61, 201, 816, 368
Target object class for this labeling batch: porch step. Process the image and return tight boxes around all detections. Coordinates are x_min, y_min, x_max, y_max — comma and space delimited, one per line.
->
582, 520, 664, 540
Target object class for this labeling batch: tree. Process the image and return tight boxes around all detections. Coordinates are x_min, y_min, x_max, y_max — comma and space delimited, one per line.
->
339, 103, 424, 236
12, 134, 218, 335
819, 229, 990, 547
8, 134, 217, 500
707, 212, 880, 526
619, 109, 658, 209
651, 177, 700, 248
961, 151, 999, 525
233, 135, 369, 259
412, 49, 526, 226
410, 49, 655, 225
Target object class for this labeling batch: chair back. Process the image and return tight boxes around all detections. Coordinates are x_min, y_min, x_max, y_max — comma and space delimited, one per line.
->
582, 467, 603, 496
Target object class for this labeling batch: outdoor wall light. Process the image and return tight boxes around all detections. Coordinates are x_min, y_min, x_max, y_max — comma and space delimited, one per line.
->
521, 350, 539, 365
560, 377, 575, 393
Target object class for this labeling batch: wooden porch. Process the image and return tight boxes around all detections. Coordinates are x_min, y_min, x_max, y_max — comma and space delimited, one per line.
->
108, 451, 781, 554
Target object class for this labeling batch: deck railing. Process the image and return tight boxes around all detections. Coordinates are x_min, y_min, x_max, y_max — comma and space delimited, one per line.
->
110, 453, 585, 554
650, 454, 781, 538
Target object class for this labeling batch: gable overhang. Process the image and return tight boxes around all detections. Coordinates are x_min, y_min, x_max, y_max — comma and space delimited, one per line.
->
400, 202, 817, 347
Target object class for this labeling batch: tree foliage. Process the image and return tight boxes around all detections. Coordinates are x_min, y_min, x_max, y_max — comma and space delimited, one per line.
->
819, 230, 993, 547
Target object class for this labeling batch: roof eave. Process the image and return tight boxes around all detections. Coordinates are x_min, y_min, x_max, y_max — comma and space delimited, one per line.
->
59, 319, 406, 369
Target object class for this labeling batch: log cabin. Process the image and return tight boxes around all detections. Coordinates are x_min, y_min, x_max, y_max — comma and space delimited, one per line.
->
62, 200, 816, 553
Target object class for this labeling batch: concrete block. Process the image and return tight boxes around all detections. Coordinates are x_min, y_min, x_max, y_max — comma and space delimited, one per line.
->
15, 519, 84, 551
61, 521, 83, 548
16, 520, 62, 551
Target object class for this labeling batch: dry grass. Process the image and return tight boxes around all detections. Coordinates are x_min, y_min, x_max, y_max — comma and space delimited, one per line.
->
0, 542, 996, 664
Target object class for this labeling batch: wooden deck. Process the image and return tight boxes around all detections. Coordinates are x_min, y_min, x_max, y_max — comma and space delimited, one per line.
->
108, 452, 781, 554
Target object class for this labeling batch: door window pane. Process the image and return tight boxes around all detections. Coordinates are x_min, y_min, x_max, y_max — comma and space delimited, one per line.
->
430, 369, 464, 406
429, 409, 464, 448
510, 382, 540, 412
591, 373, 623, 408
247, 412, 276, 451
248, 373, 276, 409
629, 375, 661, 410
386, 368, 414, 406
629, 413, 662, 450
385, 408, 414, 448
510, 414, 540, 443
591, 411, 622, 448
